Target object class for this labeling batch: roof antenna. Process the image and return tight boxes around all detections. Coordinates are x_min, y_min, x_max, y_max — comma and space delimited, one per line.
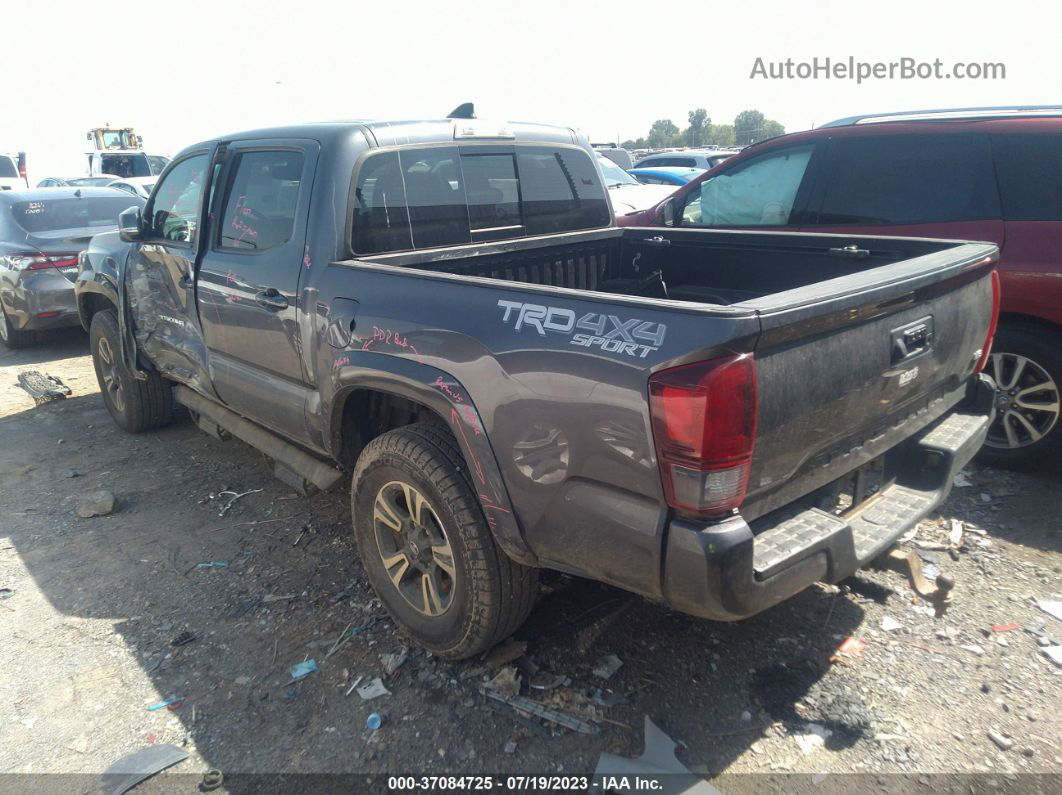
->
447, 103, 476, 120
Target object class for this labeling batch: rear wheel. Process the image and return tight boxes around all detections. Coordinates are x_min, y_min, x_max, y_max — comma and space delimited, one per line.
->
0, 304, 34, 349
90, 309, 173, 432
979, 324, 1062, 468
351, 422, 537, 659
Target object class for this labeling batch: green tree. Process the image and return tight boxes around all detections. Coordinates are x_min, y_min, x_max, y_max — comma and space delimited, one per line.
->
734, 110, 766, 145
686, 108, 710, 147
762, 119, 785, 139
647, 119, 680, 149
706, 124, 735, 147
621, 137, 648, 149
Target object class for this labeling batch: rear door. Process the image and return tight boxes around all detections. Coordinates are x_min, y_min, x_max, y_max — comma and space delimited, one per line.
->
194, 139, 319, 442
803, 132, 1005, 248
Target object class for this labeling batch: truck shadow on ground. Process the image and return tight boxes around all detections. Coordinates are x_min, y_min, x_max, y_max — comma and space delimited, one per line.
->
1, 393, 870, 780
0, 328, 87, 368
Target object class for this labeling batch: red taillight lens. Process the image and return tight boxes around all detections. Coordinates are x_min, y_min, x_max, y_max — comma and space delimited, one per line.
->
25, 254, 79, 271
649, 353, 757, 517
975, 269, 1001, 373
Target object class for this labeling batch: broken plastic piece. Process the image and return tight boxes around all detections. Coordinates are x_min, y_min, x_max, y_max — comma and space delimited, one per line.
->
145, 698, 180, 712
594, 716, 719, 793
195, 561, 229, 569
357, 677, 391, 700
593, 654, 623, 680
290, 659, 319, 681
992, 623, 1020, 633
101, 744, 188, 795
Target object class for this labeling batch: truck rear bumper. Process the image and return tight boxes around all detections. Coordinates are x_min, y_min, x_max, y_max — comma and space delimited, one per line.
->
661, 373, 994, 621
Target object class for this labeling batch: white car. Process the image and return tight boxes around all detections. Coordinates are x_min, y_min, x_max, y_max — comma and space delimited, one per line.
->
596, 154, 676, 215
1, 153, 25, 191
107, 177, 156, 200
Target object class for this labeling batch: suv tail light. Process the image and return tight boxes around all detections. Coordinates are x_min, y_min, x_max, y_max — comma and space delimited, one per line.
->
648, 353, 757, 518
975, 269, 1001, 373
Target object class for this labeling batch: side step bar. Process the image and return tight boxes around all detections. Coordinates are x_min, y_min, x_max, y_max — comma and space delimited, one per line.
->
173, 385, 343, 493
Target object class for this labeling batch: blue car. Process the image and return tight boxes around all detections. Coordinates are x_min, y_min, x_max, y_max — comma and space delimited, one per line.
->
630, 166, 705, 186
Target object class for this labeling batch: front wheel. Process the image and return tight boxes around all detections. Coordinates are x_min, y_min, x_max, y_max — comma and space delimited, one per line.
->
351, 423, 537, 660
90, 309, 173, 433
979, 324, 1062, 468
0, 303, 34, 349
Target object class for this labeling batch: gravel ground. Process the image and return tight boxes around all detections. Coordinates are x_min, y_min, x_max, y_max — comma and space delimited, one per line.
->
1, 330, 1060, 792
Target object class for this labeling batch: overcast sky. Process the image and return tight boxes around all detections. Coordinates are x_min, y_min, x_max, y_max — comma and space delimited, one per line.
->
3, 0, 1056, 180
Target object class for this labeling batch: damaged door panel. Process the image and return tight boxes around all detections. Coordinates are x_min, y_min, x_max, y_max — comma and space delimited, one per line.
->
126, 150, 214, 394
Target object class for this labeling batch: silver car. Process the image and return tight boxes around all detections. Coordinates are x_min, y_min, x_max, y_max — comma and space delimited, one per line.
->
0, 188, 142, 348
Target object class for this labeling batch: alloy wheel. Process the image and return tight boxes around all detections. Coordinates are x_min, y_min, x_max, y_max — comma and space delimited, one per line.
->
985, 352, 1060, 449
372, 481, 456, 617
96, 335, 126, 413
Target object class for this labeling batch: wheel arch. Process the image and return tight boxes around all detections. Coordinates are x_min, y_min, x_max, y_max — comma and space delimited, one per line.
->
329, 361, 535, 566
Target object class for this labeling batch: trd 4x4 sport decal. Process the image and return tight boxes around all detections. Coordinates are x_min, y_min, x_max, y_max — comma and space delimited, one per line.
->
497, 300, 666, 359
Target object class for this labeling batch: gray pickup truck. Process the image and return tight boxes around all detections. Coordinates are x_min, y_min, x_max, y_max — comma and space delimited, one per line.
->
76, 114, 998, 659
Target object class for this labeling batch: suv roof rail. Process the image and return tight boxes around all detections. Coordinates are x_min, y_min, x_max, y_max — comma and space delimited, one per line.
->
820, 105, 1062, 128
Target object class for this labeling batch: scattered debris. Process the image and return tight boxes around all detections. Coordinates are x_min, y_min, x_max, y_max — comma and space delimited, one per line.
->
960, 644, 985, 656
987, 730, 1013, 751
991, 623, 1020, 633
481, 687, 599, 735
594, 716, 717, 791
344, 675, 364, 696
880, 616, 903, 632
948, 519, 964, 546
0, 587, 12, 600
593, 654, 624, 680
234, 676, 252, 686
145, 698, 180, 712
1024, 621, 1060, 647
356, 677, 391, 700
381, 648, 409, 676
1036, 599, 1062, 622
170, 631, 196, 647
213, 487, 264, 517
503, 740, 518, 754
262, 593, 297, 603
979, 492, 992, 504
952, 471, 972, 488
195, 560, 229, 570
100, 744, 188, 795
484, 639, 527, 669
486, 666, 521, 697
290, 659, 319, 681
366, 712, 383, 731
200, 769, 224, 792
591, 688, 630, 707
530, 673, 570, 692
794, 723, 833, 755
834, 637, 866, 658
77, 490, 116, 518
17, 370, 71, 405
1042, 646, 1062, 668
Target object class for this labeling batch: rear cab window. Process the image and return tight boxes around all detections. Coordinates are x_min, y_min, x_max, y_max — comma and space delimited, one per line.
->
351, 144, 609, 255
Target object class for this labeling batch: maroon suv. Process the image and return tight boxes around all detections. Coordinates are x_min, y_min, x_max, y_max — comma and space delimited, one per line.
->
622, 106, 1062, 467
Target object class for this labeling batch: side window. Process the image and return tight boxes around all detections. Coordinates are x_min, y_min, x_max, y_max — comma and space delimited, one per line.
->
146, 154, 208, 244
992, 133, 1062, 221
353, 151, 412, 254
815, 134, 999, 225
218, 150, 304, 251
674, 158, 696, 167
683, 145, 814, 226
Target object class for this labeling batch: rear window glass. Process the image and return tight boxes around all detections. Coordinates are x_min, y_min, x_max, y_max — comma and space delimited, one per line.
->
10, 196, 136, 233
815, 134, 1000, 225
100, 153, 152, 179
352, 146, 609, 254
0, 158, 17, 178
992, 133, 1062, 221
147, 155, 170, 176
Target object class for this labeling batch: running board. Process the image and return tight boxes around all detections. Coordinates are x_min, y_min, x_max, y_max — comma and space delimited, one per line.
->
173, 385, 343, 493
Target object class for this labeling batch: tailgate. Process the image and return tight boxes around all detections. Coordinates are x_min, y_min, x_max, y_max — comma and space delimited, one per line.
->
738, 239, 997, 521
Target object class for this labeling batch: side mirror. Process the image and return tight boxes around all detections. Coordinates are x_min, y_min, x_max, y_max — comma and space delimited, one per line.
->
118, 206, 143, 242
660, 197, 677, 227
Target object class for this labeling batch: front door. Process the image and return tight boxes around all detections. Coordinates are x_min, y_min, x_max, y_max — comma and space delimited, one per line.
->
194, 139, 319, 443
126, 149, 214, 394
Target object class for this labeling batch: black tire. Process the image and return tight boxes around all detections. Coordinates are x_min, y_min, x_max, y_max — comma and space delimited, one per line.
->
89, 309, 174, 433
0, 304, 34, 349
978, 323, 1062, 469
351, 422, 537, 660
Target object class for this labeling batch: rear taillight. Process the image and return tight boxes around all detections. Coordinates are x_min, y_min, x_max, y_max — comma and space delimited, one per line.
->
648, 353, 757, 518
25, 254, 79, 271
17, 151, 27, 187
975, 269, 1001, 373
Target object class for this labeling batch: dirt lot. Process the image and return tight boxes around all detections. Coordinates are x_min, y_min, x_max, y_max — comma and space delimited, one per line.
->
2, 329, 1061, 791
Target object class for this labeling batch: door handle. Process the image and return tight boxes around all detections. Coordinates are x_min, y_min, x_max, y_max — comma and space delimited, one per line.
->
255, 288, 288, 310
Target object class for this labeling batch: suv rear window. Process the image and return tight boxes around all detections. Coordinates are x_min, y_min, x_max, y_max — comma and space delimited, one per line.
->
815, 134, 999, 225
10, 196, 135, 233
992, 133, 1062, 221
100, 153, 152, 179
352, 146, 609, 254
0, 158, 17, 178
